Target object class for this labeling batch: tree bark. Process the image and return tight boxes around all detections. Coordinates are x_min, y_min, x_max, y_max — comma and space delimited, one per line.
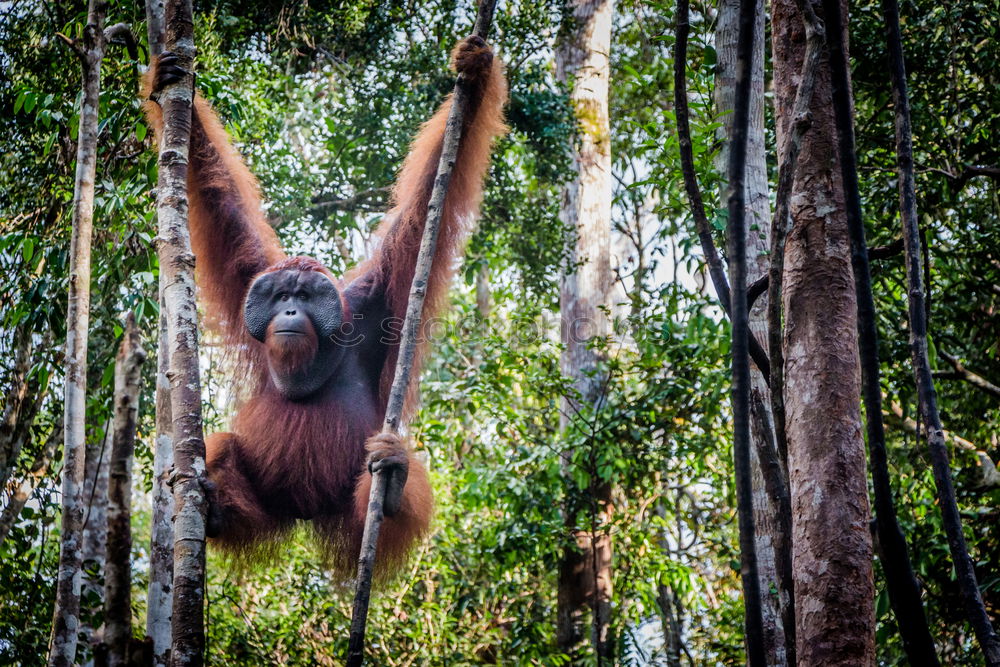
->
814, 0, 940, 662
81, 427, 110, 651
146, 282, 175, 667
723, 0, 767, 660
554, 0, 615, 662
104, 314, 146, 666
714, 2, 793, 663
771, 0, 876, 663
48, 2, 107, 663
143, 6, 174, 666
152, 0, 207, 663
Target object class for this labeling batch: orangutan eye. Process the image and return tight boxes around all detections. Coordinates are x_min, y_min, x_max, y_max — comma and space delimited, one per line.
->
297, 291, 308, 301
278, 292, 290, 302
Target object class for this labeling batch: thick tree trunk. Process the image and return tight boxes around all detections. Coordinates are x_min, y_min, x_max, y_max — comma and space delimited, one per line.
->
104, 314, 146, 666
714, 2, 792, 663
771, 0, 875, 663
143, 6, 174, 665
152, 0, 207, 663
48, 2, 107, 664
554, 0, 615, 662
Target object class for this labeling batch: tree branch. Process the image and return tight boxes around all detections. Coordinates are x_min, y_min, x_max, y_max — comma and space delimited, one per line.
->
880, 0, 996, 658
347, 3, 499, 664
884, 401, 999, 489
722, 0, 766, 660
673, 0, 770, 381
938, 350, 1000, 400
103, 23, 139, 62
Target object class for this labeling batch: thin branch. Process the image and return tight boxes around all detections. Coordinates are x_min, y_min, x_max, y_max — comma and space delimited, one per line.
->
884, 401, 1000, 490
723, 0, 766, 661
883, 0, 1000, 655
938, 351, 1000, 400
746, 236, 903, 310
673, 0, 771, 381
0, 418, 63, 546
346, 3, 499, 664
310, 186, 391, 215
55, 32, 85, 60
103, 23, 138, 62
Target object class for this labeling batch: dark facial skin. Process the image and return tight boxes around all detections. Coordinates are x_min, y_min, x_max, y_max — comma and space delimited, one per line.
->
244, 269, 346, 400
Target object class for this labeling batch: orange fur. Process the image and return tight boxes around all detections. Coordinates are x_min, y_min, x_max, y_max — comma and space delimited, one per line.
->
265, 318, 319, 375
142, 39, 507, 572
346, 39, 509, 418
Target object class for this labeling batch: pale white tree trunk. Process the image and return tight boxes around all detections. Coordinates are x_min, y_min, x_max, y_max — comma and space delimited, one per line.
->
153, 1, 207, 662
772, 0, 875, 662
143, 5, 174, 665
104, 314, 146, 666
48, 2, 107, 663
146, 284, 175, 667
80, 429, 110, 654
554, 0, 615, 661
713, 1, 791, 664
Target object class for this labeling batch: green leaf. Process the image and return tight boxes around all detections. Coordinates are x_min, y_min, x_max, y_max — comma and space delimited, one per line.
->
703, 46, 717, 68
21, 238, 34, 263
136, 122, 147, 142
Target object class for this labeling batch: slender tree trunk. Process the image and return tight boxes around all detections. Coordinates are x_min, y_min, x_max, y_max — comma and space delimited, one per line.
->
143, 5, 174, 665
714, 2, 793, 663
879, 0, 1000, 660
103, 314, 146, 666
771, 0, 875, 663
147, 282, 175, 667
554, 0, 615, 662
48, 2, 107, 663
81, 428, 110, 652
654, 502, 682, 667
152, 0, 207, 663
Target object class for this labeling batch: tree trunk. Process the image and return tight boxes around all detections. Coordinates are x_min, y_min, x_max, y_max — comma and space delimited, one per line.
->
146, 282, 175, 667
714, 1, 793, 663
104, 314, 146, 666
81, 428, 110, 652
153, 0, 207, 663
879, 0, 1000, 659
554, 1, 615, 662
771, 0, 875, 663
654, 502, 682, 667
143, 6, 174, 666
48, 2, 107, 663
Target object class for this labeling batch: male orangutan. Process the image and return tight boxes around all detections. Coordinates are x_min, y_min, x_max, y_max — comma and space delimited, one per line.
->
143, 37, 507, 569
